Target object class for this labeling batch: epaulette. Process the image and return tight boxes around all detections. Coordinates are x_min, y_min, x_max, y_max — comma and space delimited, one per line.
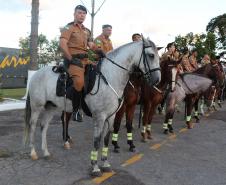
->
61, 22, 73, 32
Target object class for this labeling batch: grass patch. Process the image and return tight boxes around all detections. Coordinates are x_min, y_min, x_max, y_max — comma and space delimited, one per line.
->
0, 88, 26, 100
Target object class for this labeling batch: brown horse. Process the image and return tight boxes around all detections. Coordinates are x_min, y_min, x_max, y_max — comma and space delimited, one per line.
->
185, 60, 225, 129
163, 60, 224, 134
112, 59, 180, 152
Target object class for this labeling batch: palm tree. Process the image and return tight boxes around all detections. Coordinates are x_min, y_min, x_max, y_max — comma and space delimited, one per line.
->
30, 0, 39, 70
206, 13, 226, 48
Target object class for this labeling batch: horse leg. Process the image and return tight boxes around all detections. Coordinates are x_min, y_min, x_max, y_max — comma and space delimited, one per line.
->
194, 98, 200, 123
112, 104, 125, 153
200, 97, 205, 115
126, 105, 136, 152
90, 116, 106, 177
29, 109, 41, 160
61, 111, 72, 149
141, 101, 149, 142
163, 97, 176, 134
185, 96, 194, 129
40, 110, 55, 158
146, 105, 156, 139
101, 116, 115, 172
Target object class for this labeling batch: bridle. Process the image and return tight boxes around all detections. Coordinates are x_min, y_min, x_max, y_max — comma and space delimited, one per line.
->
105, 40, 160, 82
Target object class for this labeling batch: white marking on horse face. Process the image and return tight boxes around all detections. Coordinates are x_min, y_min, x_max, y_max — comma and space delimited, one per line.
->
171, 67, 177, 91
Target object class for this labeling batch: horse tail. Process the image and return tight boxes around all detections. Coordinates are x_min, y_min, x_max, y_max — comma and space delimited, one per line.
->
23, 93, 31, 146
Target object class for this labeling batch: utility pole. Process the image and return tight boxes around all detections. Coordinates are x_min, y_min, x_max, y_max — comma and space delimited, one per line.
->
91, 0, 95, 39
81, 0, 106, 39
30, 0, 39, 70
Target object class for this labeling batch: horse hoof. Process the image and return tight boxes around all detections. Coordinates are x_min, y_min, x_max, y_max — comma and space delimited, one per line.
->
141, 138, 147, 143
31, 153, 38, 161
113, 148, 120, 153
129, 147, 136, 152
147, 135, 152, 140
169, 129, 174, 133
163, 129, 169, 135
91, 170, 102, 177
43, 155, 51, 160
101, 166, 112, 173
64, 141, 71, 150
68, 137, 73, 144
187, 123, 193, 129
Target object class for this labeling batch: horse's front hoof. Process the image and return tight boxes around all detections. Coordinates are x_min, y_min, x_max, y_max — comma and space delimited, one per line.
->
218, 103, 222, 108
31, 153, 38, 161
147, 131, 152, 139
91, 165, 102, 177
186, 122, 193, 129
163, 129, 169, 135
43, 155, 52, 160
141, 132, 147, 142
101, 166, 112, 172
68, 136, 73, 144
64, 141, 71, 150
113, 148, 120, 153
196, 119, 200, 123
168, 125, 174, 133
91, 170, 102, 177
129, 147, 136, 152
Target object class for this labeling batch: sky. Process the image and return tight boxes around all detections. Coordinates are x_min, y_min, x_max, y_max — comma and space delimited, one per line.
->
0, 0, 226, 49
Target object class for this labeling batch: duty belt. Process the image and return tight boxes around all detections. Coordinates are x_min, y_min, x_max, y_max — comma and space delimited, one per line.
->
72, 53, 88, 59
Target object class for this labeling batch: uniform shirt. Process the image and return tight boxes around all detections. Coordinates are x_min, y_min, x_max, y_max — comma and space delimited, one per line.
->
94, 34, 113, 53
189, 55, 199, 71
201, 58, 210, 66
160, 51, 178, 62
60, 22, 91, 55
181, 54, 194, 72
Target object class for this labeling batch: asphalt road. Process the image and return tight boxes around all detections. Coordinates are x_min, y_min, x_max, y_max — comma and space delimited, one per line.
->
0, 103, 226, 185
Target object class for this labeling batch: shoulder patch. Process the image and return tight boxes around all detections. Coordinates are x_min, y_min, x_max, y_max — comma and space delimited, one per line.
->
95, 39, 102, 44
60, 24, 71, 32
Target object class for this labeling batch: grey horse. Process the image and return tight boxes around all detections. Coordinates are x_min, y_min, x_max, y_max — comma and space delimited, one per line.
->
24, 38, 161, 176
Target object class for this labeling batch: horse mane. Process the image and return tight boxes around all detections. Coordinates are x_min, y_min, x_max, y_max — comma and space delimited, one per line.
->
107, 39, 157, 59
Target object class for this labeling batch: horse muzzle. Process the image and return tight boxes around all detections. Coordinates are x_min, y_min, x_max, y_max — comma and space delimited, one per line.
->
144, 70, 161, 86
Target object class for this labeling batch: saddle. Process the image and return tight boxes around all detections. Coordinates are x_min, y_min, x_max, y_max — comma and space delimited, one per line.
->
52, 62, 102, 117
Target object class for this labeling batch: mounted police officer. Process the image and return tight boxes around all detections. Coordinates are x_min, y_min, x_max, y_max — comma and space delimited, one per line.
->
189, 49, 199, 71
59, 5, 104, 122
94, 24, 113, 53
161, 42, 178, 62
132, 33, 142, 42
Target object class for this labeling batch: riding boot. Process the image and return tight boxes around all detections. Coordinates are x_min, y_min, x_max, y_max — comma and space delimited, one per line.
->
72, 91, 83, 122
66, 87, 83, 122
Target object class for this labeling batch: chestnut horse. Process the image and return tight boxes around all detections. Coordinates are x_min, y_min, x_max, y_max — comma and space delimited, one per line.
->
112, 59, 179, 152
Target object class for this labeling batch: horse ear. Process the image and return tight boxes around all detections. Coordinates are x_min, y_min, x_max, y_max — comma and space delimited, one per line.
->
141, 34, 145, 42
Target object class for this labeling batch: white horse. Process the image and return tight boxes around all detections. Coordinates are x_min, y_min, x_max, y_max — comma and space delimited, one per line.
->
24, 38, 161, 176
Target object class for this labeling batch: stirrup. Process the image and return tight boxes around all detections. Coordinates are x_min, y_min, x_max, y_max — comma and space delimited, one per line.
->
72, 110, 83, 122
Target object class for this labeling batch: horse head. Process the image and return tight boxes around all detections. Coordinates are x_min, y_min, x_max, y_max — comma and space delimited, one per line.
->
137, 36, 161, 86
160, 57, 181, 92
209, 60, 225, 86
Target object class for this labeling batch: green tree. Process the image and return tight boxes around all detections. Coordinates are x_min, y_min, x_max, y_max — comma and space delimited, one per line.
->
19, 34, 61, 66
206, 13, 226, 49
174, 32, 217, 60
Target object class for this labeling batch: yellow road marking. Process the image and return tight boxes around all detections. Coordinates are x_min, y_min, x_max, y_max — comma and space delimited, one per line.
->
92, 171, 116, 184
150, 140, 167, 150
179, 128, 188, 133
121, 153, 143, 167
168, 134, 177, 140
